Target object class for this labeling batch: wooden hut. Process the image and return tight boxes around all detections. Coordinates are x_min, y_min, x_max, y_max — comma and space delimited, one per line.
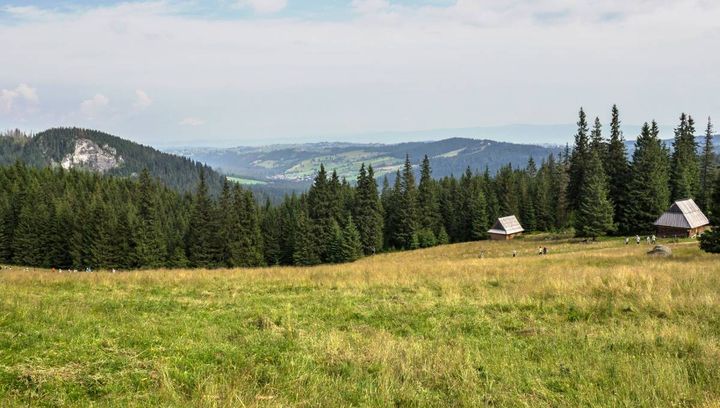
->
653, 198, 710, 238
488, 215, 524, 240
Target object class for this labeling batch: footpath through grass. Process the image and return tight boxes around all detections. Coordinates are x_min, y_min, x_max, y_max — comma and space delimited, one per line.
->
1, 236, 719, 407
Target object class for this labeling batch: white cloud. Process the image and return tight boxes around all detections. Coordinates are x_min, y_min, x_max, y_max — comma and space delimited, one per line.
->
237, 0, 287, 14
80, 94, 109, 117
0, 83, 39, 113
1, 5, 52, 20
134, 89, 152, 109
179, 117, 205, 126
1, 1, 720, 145
351, 0, 390, 15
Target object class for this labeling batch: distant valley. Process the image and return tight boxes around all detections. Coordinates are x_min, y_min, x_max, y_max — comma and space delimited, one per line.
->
167, 138, 565, 184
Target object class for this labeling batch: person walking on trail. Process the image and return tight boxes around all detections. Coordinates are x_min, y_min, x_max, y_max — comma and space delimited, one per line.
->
625, 237, 629, 245
646, 236, 651, 244
543, 247, 548, 255
636, 235, 641, 245
651, 235, 656, 244
538, 247, 543, 255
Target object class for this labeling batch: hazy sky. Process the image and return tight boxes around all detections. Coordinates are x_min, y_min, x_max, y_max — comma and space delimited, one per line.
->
1, 0, 718, 147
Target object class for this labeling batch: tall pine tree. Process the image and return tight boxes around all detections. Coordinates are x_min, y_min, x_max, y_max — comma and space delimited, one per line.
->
186, 170, 220, 268
568, 107, 590, 211
605, 105, 630, 233
670, 113, 700, 201
574, 149, 614, 237
392, 155, 418, 249
626, 122, 671, 233
698, 117, 716, 212
353, 164, 383, 255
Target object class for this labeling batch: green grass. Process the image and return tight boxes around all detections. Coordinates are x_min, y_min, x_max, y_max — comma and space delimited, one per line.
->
284, 151, 402, 180
1, 237, 719, 406
226, 176, 267, 185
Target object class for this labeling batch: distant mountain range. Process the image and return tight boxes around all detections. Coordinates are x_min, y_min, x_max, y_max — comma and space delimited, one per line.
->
0, 128, 225, 193
166, 138, 565, 184
625, 135, 720, 156
1, 127, 716, 196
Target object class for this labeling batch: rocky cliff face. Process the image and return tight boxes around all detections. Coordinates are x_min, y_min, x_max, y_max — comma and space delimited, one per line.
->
60, 138, 124, 172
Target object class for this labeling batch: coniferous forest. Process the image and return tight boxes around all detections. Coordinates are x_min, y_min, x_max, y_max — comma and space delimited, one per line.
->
1, 107, 719, 269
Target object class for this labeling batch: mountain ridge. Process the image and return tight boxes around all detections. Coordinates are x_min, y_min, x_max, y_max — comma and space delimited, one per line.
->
0, 127, 225, 193
167, 137, 566, 183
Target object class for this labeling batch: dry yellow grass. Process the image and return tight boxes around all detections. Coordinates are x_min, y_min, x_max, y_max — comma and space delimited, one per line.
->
1, 236, 719, 406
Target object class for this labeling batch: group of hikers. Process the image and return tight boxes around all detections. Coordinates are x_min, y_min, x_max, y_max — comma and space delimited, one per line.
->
625, 235, 656, 245
506, 246, 550, 258
482, 234, 664, 260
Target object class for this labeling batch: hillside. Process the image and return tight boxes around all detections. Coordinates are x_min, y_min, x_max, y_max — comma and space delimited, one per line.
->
0, 128, 225, 192
168, 138, 564, 183
1, 236, 718, 406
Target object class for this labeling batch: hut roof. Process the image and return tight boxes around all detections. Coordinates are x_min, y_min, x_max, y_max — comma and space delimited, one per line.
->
653, 198, 709, 229
488, 215, 524, 235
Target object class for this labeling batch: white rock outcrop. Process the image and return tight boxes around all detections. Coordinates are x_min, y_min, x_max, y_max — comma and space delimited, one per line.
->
60, 138, 123, 172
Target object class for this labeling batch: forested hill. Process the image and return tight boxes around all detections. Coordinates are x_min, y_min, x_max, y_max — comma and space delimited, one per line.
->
0, 128, 225, 193
168, 137, 564, 183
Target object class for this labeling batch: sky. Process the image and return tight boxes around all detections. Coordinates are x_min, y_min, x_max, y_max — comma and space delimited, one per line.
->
0, 0, 719, 147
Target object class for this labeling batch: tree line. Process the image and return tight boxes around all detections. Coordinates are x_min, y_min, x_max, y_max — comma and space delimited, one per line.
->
1, 106, 719, 269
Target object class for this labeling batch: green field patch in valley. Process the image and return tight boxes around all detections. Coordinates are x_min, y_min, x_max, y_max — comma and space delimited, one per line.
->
227, 176, 267, 185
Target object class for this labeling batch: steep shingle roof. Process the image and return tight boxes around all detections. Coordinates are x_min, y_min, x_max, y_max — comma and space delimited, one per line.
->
488, 215, 524, 235
653, 198, 710, 229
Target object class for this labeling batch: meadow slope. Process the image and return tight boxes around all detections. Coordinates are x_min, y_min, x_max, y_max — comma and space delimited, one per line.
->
1, 237, 719, 407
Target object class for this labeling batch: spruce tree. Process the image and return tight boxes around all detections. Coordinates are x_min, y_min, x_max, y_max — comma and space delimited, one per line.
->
279, 194, 302, 265
495, 164, 518, 218
699, 182, 720, 254
307, 164, 337, 262
218, 180, 237, 266
48, 200, 74, 268
574, 149, 615, 237
469, 188, 489, 240
698, 117, 716, 212
483, 167, 500, 226
392, 155, 418, 249
135, 169, 166, 268
417, 155, 440, 235
518, 167, 536, 231
670, 113, 700, 201
240, 188, 265, 266
186, 170, 219, 268
533, 161, 553, 231
326, 219, 344, 263
260, 200, 282, 266
590, 116, 606, 161
568, 107, 591, 211
340, 216, 363, 262
0, 196, 11, 262
626, 122, 671, 233
11, 181, 53, 267
382, 173, 399, 249
437, 176, 459, 242
353, 164, 383, 255
699, 228, 720, 253
605, 105, 630, 232
711, 171, 720, 226
292, 210, 320, 266
436, 226, 450, 245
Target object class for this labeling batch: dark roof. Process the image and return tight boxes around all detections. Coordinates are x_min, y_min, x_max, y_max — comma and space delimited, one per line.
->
488, 215, 524, 235
654, 198, 709, 229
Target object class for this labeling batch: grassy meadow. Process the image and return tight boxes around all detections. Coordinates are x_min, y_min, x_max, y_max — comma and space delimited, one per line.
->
1, 236, 719, 407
